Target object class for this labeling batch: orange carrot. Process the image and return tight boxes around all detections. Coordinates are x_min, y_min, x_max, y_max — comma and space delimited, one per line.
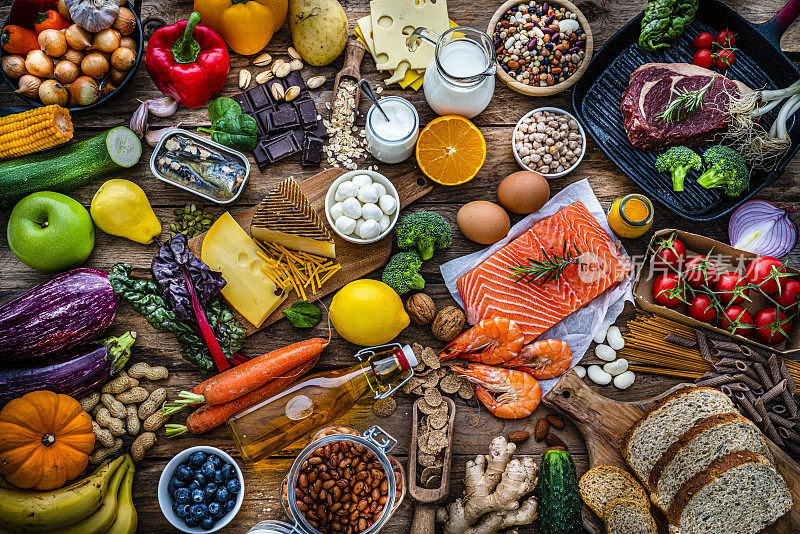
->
178, 338, 327, 406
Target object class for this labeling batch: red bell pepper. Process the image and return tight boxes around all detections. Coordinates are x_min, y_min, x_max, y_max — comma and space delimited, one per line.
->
144, 12, 229, 109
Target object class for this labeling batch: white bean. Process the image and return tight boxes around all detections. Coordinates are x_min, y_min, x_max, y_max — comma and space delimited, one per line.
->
606, 326, 625, 350
603, 358, 629, 377
587, 365, 612, 385
593, 324, 609, 344
614, 371, 636, 390
594, 344, 616, 362
574, 365, 586, 379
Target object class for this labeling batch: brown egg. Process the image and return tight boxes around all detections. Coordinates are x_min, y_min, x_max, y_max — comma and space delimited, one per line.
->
497, 171, 550, 214
457, 201, 511, 245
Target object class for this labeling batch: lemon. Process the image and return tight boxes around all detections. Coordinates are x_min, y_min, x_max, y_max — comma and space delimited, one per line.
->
330, 279, 410, 346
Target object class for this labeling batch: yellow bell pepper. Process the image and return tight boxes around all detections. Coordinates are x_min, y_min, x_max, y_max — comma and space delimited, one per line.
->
193, 0, 288, 56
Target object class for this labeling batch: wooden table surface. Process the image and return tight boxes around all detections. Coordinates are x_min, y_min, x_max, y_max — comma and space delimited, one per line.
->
1, 0, 799, 532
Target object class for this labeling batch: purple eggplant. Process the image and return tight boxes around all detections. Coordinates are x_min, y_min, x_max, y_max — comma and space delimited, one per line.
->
0, 268, 119, 362
0, 332, 136, 405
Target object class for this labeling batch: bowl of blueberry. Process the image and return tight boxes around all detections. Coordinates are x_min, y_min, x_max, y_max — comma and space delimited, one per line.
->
159, 446, 245, 532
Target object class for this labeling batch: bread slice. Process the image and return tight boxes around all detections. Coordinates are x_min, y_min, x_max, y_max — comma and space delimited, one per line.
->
623, 387, 736, 485
603, 498, 658, 534
650, 413, 774, 512
668, 450, 792, 534
579, 465, 649, 520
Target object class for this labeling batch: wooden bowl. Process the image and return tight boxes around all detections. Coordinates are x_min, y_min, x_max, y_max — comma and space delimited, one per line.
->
487, 0, 594, 97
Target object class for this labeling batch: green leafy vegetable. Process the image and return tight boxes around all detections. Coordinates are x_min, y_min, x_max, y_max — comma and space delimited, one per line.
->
283, 301, 323, 328
198, 97, 258, 151
638, 0, 698, 52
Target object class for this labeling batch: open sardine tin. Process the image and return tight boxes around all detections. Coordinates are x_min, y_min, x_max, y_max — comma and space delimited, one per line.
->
150, 129, 251, 204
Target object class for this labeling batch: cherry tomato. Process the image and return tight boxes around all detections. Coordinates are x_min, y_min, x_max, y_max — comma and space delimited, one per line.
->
776, 278, 800, 314
719, 305, 754, 337
683, 253, 718, 290
687, 294, 717, 324
715, 29, 735, 48
693, 49, 714, 69
714, 272, 750, 306
652, 273, 685, 308
754, 307, 791, 345
745, 256, 786, 295
694, 31, 714, 50
714, 49, 735, 69
652, 234, 686, 272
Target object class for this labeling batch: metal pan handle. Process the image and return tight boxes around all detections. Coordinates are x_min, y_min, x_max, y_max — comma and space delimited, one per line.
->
756, 0, 800, 48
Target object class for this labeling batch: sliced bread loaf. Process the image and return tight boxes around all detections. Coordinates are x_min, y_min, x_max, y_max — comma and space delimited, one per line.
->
603, 498, 658, 534
650, 413, 774, 512
667, 450, 792, 534
623, 387, 736, 485
578, 465, 649, 520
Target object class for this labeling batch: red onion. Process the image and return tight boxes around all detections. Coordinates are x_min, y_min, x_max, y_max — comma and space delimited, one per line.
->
729, 200, 797, 258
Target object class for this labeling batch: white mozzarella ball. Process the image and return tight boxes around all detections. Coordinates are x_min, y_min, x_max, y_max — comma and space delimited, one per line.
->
378, 194, 397, 215
335, 216, 356, 235
379, 214, 391, 232
341, 197, 362, 219
594, 344, 616, 362
355, 218, 366, 236
361, 203, 382, 221
606, 326, 625, 350
335, 180, 358, 201
357, 184, 380, 204
351, 174, 372, 188
372, 182, 387, 197
329, 202, 344, 221
358, 219, 381, 240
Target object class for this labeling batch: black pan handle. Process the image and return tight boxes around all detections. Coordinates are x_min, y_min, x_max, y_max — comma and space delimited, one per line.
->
756, 0, 800, 48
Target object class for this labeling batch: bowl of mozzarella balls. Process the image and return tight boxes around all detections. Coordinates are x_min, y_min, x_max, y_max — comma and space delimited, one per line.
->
325, 170, 400, 244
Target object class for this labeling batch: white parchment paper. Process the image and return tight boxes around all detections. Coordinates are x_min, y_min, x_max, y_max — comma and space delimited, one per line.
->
439, 178, 635, 395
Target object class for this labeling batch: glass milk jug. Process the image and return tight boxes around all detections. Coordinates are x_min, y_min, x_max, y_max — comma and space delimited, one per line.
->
407, 26, 497, 119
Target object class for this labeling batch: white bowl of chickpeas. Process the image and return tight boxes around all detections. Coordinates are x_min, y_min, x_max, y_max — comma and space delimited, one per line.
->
512, 107, 586, 179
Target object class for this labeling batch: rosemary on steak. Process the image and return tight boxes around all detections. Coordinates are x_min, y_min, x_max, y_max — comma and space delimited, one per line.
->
510, 240, 583, 285
657, 78, 715, 124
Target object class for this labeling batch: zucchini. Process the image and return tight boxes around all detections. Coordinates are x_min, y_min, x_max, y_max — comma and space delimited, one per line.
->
0, 126, 141, 204
538, 449, 582, 534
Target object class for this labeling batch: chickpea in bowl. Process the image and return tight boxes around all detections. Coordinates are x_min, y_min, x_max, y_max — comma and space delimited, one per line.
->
512, 107, 586, 178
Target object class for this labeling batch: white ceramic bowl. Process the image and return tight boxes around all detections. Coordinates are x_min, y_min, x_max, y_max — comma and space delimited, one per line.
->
512, 107, 587, 179
158, 446, 245, 533
325, 170, 401, 244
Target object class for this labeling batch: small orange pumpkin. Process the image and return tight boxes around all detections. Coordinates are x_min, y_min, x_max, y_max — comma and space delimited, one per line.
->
0, 390, 95, 490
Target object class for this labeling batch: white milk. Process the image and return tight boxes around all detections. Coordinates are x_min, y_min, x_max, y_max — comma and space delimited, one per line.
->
365, 97, 419, 164
423, 39, 495, 118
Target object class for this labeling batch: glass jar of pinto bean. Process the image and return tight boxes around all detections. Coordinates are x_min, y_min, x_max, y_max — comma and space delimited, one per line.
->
262, 425, 405, 534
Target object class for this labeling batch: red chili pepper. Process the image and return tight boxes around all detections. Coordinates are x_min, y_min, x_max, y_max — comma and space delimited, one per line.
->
144, 12, 229, 109
34, 10, 70, 33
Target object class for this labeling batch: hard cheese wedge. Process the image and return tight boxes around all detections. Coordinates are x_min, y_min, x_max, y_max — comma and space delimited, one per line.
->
202, 212, 288, 328
370, 0, 449, 73
250, 178, 336, 258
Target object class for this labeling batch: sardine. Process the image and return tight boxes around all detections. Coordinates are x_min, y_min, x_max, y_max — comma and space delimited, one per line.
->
156, 153, 228, 197
163, 135, 228, 164
196, 161, 246, 196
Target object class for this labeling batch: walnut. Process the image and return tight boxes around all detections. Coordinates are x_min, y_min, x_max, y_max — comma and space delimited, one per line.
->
432, 306, 466, 342
405, 293, 437, 326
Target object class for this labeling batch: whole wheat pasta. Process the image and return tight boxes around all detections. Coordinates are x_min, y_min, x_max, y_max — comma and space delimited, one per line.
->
767, 410, 796, 430
665, 333, 697, 348
744, 388, 758, 405
734, 361, 761, 382
778, 426, 800, 445
772, 404, 787, 415
779, 360, 796, 394
761, 379, 787, 404
736, 394, 763, 423
711, 348, 746, 360
768, 355, 782, 385
734, 373, 763, 391
752, 387, 765, 396
781, 437, 800, 456
754, 362, 774, 389
696, 374, 738, 387
722, 382, 749, 393
709, 338, 741, 351
739, 345, 768, 364
755, 400, 784, 445
781, 389, 799, 419
696, 330, 713, 362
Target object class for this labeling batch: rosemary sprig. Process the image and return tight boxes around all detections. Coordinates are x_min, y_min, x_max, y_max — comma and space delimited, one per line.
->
510, 240, 583, 285
657, 78, 715, 125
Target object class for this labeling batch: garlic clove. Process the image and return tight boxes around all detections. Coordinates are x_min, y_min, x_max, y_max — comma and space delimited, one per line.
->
130, 100, 148, 138
146, 96, 178, 117
145, 125, 179, 148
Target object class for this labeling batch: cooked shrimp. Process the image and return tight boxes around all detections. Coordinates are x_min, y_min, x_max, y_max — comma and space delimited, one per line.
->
439, 317, 525, 366
505, 338, 573, 380
453, 363, 541, 419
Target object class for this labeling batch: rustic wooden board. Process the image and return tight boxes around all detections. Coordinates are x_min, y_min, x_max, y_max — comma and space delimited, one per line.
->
188, 168, 433, 334
544, 370, 800, 534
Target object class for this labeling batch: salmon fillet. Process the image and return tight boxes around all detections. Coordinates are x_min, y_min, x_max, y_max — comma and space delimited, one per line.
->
457, 201, 630, 338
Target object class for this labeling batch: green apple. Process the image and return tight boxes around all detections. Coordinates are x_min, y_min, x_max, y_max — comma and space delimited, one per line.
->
7, 192, 95, 273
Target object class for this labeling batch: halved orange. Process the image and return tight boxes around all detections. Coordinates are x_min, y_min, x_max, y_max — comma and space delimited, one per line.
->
416, 115, 486, 186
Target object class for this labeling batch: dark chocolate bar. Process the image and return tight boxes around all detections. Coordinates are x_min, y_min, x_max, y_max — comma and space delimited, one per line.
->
295, 99, 318, 128
267, 107, 300, 133
302, 134, 323, 167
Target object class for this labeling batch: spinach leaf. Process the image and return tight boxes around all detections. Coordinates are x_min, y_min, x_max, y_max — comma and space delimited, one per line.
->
208, 97, 241, 123
199, 97, 258, 151
638, 0, 697, 52
283, 301, 323, 328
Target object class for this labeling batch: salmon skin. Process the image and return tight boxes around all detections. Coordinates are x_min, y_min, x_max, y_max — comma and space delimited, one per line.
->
457, 201, 630, 338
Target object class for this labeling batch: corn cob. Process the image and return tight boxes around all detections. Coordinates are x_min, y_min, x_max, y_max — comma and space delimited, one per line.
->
0, 105, 74, 160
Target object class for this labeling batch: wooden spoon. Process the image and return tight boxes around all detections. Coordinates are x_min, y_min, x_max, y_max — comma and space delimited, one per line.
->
408, 397, 457, 534
330, 38, 366, 118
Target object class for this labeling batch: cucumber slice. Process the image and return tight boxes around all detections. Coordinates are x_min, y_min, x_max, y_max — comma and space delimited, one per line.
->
106, 126, 142, 168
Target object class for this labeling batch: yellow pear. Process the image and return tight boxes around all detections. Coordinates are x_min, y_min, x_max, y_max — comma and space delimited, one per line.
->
288, 0, 348, 66
90, 179, 161, 244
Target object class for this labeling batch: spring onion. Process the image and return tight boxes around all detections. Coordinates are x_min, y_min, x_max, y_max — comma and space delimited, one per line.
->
729, 200, 797, 258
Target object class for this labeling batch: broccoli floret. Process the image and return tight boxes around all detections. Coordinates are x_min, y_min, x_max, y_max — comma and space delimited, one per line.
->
395, 211, 452, 260
696, 145, 750, 197
655, 146, 702, 192
382, 251, 425, 295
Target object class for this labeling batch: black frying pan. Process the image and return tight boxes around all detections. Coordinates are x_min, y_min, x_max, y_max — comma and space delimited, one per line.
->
572, 0, 800, 221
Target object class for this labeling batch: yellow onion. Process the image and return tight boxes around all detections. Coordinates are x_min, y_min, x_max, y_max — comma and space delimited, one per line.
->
62, 48, 84, 64
65, 24, 91, 50
39, 79, 69, 106
119, 36, 136, 50
58, 0, 71, 20
15, 75, 41, 97
90, 29, 121, 53
112, 8, 136, 36
108, 67, 127, 85
25, 50, 54, 78
81, 52, 109, 80
39, 29, 68, 57
110, 47, 135, 71
100, 81, 116, 97
67, 76, 100, 106
2, 55, 26, 79
54, 60, 80, 84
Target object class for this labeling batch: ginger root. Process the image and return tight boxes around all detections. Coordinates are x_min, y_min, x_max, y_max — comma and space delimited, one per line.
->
437, 436, 539, 534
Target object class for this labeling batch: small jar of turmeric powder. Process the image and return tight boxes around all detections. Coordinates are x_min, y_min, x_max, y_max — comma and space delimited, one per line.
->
608, 194, 654, 239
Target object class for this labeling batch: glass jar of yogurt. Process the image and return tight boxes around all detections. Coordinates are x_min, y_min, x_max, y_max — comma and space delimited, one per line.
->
364, 96, 419, 164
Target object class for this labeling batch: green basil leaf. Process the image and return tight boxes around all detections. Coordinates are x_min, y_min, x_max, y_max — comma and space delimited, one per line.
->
283, 301, 323, 328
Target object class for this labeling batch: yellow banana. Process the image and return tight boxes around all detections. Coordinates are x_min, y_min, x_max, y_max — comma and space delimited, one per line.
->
102, 463, 136, 534
0, 456, 126, 532
46, 456, 132, 534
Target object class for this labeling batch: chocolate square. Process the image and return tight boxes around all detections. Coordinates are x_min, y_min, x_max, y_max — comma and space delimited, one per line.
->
306, 121, 329, 140
302, 134, 324, 167
289, 128, 305, 148
256, 109, 273, 133
295, 99, 318, 128
267, 107, 300, 132
232, 93, 251, 114
263, 131, 301, 162
284, 71, 307, 91
247, 85, 272, 110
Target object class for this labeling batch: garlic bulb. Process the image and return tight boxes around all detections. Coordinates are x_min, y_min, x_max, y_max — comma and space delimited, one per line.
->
64, 0, 120, 33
